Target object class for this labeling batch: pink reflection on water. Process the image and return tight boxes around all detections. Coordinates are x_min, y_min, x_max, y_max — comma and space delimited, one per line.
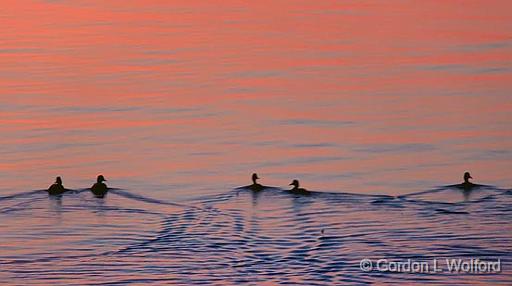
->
0, 0, 511, 198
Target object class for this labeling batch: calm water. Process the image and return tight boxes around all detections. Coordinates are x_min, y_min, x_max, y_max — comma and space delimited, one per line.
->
1, 0, 511, 284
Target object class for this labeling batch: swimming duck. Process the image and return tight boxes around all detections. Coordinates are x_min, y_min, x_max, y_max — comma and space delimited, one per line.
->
441, 172, 485, 201
458, 172, 480, 201
48, 176, 66, 195
461, 172, 474, 188
248, 173, 265, 191
288, 179, 310, 195
446, 172, 483, 190
91, 175, 108, 198
238, 173, 270, 191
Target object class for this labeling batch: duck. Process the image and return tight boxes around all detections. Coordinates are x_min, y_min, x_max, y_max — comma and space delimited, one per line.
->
48, 176, 66, 195
450, 171, 480, 191
238, 173, 270, 191
248, 173, 266, 191
288, 179, 311, 195
456, 172, 480, 201
461, 172, 475, 189
447, 172, 480, 190
91, 175, 108, 198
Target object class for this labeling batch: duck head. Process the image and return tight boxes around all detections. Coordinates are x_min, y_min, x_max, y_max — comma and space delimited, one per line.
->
252, 173, 259, 184
97, 175, 107, 183
55, 176, 62, 185
464, 172, 472, 183
289, 179, 300, 189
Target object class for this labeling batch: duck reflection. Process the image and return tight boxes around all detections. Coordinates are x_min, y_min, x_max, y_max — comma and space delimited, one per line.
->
48, 193, 63, 220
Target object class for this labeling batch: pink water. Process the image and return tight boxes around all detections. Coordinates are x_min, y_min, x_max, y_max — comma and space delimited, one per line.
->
1, 1, 511, 284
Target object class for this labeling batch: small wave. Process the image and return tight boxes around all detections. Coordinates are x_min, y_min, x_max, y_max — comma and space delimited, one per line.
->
109, 189, 187, 207
435, 208, 469, 215
109, 189, 229, 217
0, 197, 46, 214
0, 190, 45, 201
0, 184, 511, 285
187, 188, 242, 204
397, 187, 446, 199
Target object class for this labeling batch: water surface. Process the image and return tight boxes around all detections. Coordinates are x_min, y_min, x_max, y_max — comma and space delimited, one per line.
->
1, 1, 511, 284
1, 0, 511, 198
0, 187, 511, 285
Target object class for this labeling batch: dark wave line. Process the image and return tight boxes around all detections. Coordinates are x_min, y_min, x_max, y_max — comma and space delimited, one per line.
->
108, 189, 234, 220
114, 209, 201, 255
397, 187, 446, 199
444, 183, 495, 189
0, 189, 45, 201
0, 246, 125, 266
186, 188, 242, 204
109, 189, 202, 210
435, 208, 469, 215
0, 197, 46, 214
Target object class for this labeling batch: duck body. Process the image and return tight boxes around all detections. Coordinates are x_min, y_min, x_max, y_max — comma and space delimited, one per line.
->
246, 183, 266, 192
288, 179, 311, 195
289, 187, 311, 195
48, 183, 66, 195
91, 182, 108, 197
459, 181, 476, 190
91, 175, 108, 198
447, 182, 480, 190
47, 176, 67, 195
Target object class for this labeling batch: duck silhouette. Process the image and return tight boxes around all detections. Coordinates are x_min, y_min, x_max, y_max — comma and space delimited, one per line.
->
239, 173, 270, 191
48, 176, 67, 195
91, 175, 108, 198
461, 172, 474, 188
288, 179, 311, 195
446, 172, 485, 201
248, 173, 265, 191
447, 172, 481, 190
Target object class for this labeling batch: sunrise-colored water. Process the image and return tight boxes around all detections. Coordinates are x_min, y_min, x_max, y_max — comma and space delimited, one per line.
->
1, 187, 511, 285
1, 0, 511, 284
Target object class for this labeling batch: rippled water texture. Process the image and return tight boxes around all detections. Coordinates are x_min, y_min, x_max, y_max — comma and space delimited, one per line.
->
1, 187, 511, 285
1, 1, 512, 285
